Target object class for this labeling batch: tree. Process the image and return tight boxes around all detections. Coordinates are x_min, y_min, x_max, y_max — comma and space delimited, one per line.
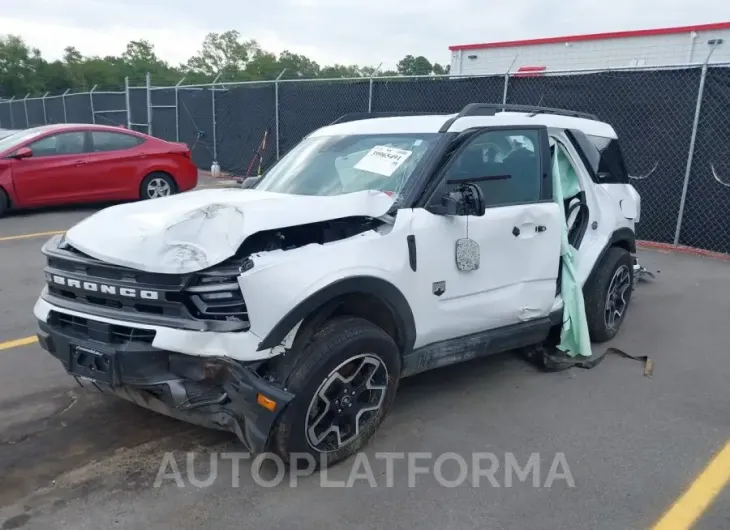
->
276, 51, 321, 79
432, 63, 451, 75
0, 35, 42, 95
184, 30, 259, 80
244, 48, 280, 81
0, 30, 449, 96
396, 55, 433, 76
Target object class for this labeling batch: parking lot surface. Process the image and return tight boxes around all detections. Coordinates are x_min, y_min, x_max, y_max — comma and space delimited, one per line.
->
0, 190, 728, 529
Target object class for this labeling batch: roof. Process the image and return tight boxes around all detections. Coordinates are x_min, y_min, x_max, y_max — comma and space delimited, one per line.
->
449, 21, 730, 51
27, 123, 133, 132
310, 112, 617, 139
15, 123, 149, 137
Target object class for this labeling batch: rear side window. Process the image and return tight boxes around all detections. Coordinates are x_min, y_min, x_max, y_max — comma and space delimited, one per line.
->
91, 131, 143, 152
587, 135, 629, 184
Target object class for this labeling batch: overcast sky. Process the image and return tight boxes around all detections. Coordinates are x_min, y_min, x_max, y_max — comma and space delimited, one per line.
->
1, 0, 727, 70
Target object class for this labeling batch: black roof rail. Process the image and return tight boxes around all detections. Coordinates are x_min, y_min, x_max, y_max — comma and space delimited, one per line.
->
438, 103, 599, 132
329, 111, 446, 125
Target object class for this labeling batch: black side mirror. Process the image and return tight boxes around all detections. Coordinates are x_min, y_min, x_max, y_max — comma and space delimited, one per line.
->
427, 182, 486, 217
240, 176, 261, 189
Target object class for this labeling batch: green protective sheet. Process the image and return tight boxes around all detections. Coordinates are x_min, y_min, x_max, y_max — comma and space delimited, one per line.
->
551, 140, 593, 358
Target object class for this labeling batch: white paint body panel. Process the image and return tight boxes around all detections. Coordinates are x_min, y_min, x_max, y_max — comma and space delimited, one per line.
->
39, 113, 641, 362
34, 292, 268, 360
410, 203, 562, 346
312, 112, 617, 140
64, 188, 396, 274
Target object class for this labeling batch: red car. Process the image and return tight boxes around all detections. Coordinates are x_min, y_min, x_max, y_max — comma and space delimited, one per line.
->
0, 124, 198, 216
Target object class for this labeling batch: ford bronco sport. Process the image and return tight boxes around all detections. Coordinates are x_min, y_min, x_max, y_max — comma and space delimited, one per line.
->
34, 104, 641, 468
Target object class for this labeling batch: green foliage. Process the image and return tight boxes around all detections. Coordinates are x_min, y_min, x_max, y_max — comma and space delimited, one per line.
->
0, 32, 449, 97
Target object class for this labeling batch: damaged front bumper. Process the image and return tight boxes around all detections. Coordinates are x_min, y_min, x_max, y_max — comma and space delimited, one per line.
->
35, 317, 294, 453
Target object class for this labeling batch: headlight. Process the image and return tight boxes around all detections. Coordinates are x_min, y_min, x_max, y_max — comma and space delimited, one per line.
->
185, 269, 248, 323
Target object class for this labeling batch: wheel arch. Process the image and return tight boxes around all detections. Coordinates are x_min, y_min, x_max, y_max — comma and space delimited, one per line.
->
609, 227, 636, 254
257, 276, 417, 356
0, 184, 10, 207
584, 227, 636, 288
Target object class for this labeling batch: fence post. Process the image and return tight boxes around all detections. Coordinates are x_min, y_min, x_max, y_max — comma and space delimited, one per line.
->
42, 92, 49, 124
124, 77, 132, 129
211, 73, 222, 169
23, 93, 30, 127
674, 45, 719, 245
146, 72, 152, 135
275, 68, 287, 161
8, 96, 15, 129
89, 85, 97, 124
368, 63, 382, 113
175, 76, 186, 142
502, 56, 518, 105
62, 89, 69, 123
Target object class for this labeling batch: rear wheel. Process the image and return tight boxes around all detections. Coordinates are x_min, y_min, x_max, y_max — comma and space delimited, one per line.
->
584, 246, 634, 342
271, 317, 401, 469
140, 172, 177, 200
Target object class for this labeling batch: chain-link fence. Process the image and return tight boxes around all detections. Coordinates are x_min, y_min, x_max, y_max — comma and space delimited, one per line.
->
1, 64, 729, 254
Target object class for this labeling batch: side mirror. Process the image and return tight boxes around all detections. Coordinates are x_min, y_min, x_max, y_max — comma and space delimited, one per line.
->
11, 147, 33, 159
240, 176, 261, 189
427, 182, 486, 217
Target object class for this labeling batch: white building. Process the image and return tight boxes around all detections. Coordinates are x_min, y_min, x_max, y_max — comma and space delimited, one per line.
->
449, 22, 730, 76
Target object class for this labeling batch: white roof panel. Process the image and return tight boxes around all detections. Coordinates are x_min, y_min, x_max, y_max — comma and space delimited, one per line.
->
310, 111, 617, 139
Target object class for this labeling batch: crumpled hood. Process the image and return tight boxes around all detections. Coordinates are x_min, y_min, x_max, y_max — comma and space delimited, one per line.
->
65, 188, 396, 274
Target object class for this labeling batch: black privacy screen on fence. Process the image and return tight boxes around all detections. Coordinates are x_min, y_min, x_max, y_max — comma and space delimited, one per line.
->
373, 75, 505, 113
677, 67, 730, 253
507, 68, 702, 244
0, 66, 729, 253
178, 88, 215, 170
216, 83, 276, 176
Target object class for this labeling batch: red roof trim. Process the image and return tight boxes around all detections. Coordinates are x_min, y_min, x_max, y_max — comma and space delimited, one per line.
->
515, 66, 546, 77
449, 22, 730, 51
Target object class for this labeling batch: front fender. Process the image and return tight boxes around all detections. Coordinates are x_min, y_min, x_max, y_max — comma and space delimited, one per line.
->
238, 213, 415, 351
256, 275, 416, 352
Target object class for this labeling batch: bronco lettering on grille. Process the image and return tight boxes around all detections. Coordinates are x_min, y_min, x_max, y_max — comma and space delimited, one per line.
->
50, 275, 160, 300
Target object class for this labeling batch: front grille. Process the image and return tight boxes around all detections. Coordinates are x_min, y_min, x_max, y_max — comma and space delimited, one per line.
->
49, 311, 156, 344
42, 238, 251, 327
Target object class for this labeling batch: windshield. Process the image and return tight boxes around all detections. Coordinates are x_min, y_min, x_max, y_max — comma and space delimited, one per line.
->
0, 127, 53, 153
255, 133, 441, 197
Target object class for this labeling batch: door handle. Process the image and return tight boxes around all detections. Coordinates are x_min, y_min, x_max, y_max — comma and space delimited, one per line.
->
74, 160, 88, 165
535, 225, 547, 233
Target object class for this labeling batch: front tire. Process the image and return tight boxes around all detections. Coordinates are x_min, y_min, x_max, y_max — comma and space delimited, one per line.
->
140, 172, 177, 200
271, 317, 401, 469
584, 246, 634, 342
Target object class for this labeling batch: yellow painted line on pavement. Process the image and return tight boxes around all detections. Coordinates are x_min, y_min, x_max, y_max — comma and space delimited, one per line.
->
652, 440, 730, 530
0, 230, 65, 242
0, 335, 38, 351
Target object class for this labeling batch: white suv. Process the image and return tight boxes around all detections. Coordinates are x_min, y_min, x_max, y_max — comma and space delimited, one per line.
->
34, 104, 641, 468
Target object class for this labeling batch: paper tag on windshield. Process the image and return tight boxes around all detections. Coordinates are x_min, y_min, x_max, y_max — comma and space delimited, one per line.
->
353, 145, 413, 177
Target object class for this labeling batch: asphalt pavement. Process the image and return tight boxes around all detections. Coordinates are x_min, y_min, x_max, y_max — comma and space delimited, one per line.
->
0, 185, 728, 529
